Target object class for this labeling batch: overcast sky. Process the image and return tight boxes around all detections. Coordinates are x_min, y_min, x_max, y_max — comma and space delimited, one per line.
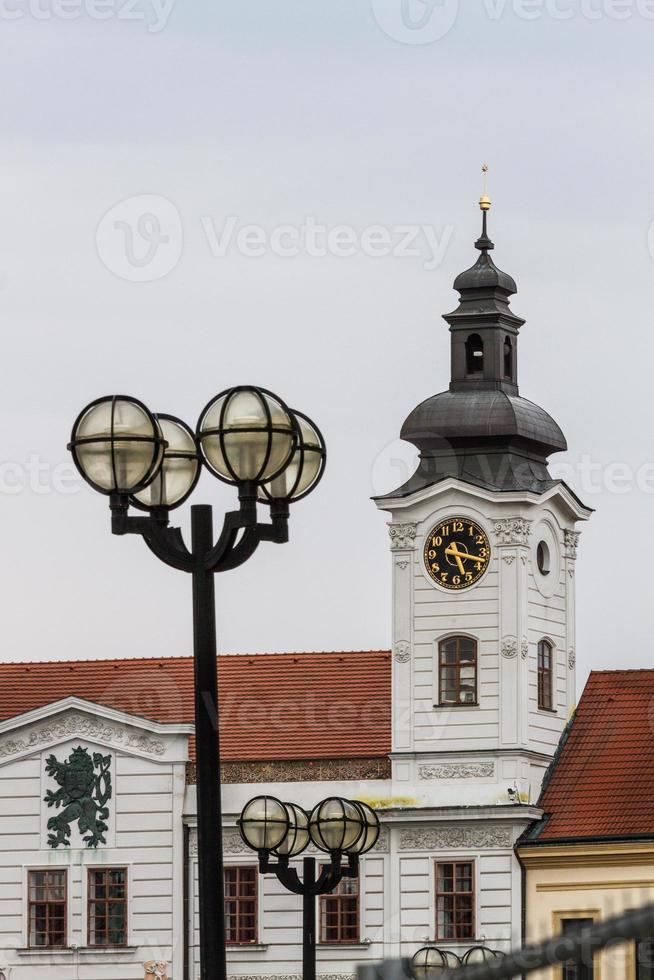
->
1, 0, 653, 693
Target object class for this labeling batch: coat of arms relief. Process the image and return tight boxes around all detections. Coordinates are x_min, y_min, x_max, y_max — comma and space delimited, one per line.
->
43, 745, 112, 849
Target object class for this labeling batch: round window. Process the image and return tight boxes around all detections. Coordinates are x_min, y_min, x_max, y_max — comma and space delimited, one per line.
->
537, 541, 551, 575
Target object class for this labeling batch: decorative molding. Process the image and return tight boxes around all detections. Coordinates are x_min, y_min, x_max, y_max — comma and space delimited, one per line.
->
494, 518, 532, 546
388, 523, 417, 551
564, 529, 581, 559
502, 555, 516, 565
394, 642, 411, 664
186, 756, 392, 785
568, 568, 575, 579
0, 712, 166, 761
568, 649, 576, 670
144, 963, 168, 980
419, 763, 494, 780
399, 826, 512, 850
227, 975, 356, 980
501, 636, 518, 659
521, 637, 529, 660
395, 559, 410, 570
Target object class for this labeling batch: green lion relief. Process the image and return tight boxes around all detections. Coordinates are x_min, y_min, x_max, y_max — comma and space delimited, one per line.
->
44, 746, 112, 849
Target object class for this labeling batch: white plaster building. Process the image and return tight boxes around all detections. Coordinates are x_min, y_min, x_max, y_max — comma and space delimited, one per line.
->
0, 204, 590, 979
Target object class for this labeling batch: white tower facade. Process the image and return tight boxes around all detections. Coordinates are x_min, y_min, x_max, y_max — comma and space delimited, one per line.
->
376, 200, 591, 815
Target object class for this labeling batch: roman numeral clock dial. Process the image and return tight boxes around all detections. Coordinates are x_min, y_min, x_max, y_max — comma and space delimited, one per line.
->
423, 517, 491, 590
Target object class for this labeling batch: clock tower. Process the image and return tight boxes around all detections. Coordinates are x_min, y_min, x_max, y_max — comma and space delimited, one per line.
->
376, 198, 591, 806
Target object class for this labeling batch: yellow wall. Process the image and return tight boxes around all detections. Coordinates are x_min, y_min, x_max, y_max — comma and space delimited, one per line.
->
518, 842, 654, 980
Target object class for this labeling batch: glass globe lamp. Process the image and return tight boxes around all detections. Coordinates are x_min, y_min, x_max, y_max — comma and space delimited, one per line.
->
308, 797, 364, 854
461, 946, 501, 965
411, 947, 448, 977
258, 410, 326, 504
346, 802, 380, 856
197, 386, 298, 486
273, 803, 310, 859
238, 796, 290, 853
131, 415, 200, 511
440, 951, 461, 968
68, 395, 165, 495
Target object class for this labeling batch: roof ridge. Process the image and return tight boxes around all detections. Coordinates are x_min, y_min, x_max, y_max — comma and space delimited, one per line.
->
0, 649, 391, 668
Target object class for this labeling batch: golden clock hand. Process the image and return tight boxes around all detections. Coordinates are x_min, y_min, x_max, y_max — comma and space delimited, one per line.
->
445, 546, 486, 564
444, 544, 467, 575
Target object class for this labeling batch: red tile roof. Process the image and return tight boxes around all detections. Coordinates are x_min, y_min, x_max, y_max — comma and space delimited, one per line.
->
0, 652, 391, 762
528, 670, 654, 842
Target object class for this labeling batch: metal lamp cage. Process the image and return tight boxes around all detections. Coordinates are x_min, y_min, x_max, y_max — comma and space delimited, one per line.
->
130, 414, 201, 512
308, 797, 365, 854
68, 395, 167, 496
273, 803, 311, 859
258, 409, 327, 504
197, 386, 300, 487
238, 795, 291, 854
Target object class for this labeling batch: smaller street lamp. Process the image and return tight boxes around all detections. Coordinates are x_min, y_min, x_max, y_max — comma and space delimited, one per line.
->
239, 796, 380, 980
412, 944, 501, 976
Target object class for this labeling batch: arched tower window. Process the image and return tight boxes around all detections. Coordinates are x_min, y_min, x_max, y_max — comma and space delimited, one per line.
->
503, 336, 513, 379
537, 639, 554, 711
438, 636, 477, 705
465, 334, 484, 375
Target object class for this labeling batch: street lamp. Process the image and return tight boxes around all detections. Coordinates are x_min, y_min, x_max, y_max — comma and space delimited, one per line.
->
238, 795, 380, 980
68, 387, 326, 980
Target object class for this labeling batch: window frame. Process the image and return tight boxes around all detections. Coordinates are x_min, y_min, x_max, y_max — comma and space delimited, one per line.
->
437, 636, 478, 707
319, 867, 360, 945
224, 865, 258, 946
434, 860, 476, 942
87, 867, 128, 948
538, 638, 555, 712
552, 910, 600, 980
27, 869, 68, 949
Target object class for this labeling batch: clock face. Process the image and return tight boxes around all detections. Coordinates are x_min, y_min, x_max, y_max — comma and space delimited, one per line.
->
423, 516, 491, 590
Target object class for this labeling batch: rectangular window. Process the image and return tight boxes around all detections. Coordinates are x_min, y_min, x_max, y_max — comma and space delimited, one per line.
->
88, 868, 127, 947
439, 637, 477, 706
320, 871, 359, 944
225, 866, 257, 944
637, 939, 654, 979
561, 918, 594, 980
28, 870, 67, 948
538, 640, 554, 711
435, 862, 474, 941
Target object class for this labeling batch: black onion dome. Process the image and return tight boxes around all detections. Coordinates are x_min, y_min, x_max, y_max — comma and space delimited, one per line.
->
453, 251, 517, 296
401, 390, 566, 456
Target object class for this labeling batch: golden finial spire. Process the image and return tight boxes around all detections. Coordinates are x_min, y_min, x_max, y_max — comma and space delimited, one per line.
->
480, 163, 491, 211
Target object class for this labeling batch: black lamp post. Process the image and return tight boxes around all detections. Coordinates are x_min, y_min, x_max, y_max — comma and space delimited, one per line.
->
68, 387, 326, 980
238, 795, 380, 980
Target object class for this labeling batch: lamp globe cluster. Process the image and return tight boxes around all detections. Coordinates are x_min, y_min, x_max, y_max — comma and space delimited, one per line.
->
68, 387, 326, 509
238, 796, 379, 859
412, 944, 501, 977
